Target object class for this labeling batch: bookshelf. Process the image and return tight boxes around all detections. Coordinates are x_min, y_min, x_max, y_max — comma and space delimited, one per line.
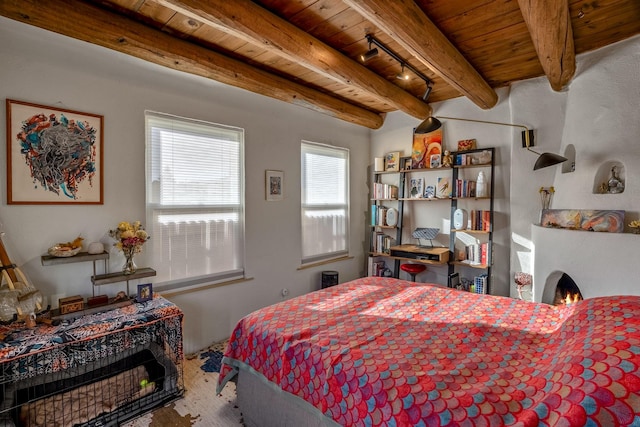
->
368, 147, 495, 294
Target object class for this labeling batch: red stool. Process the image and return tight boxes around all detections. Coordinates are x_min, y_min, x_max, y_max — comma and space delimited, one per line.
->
401, 263, 426, 281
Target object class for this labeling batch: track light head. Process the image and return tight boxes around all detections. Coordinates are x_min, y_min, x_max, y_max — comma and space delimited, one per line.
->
396, 65, 410, 80
360, 47, 379, 62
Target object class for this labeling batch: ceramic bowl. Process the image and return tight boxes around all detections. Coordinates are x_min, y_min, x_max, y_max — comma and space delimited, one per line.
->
48, 245, 82, 257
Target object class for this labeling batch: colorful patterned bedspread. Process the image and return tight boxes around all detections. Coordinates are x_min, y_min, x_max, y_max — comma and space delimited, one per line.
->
0, 296, 183, 382
218, 277, 640, 426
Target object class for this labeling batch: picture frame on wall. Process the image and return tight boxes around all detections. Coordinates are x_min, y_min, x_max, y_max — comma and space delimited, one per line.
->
137, 283, 153, 303
6, 99, 104, 204
266, 170, 284, 201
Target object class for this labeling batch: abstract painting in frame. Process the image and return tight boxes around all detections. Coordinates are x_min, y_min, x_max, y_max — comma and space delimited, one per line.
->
412, 128, 442, 169
6, 99, 104, 204
540, 209, 625, 233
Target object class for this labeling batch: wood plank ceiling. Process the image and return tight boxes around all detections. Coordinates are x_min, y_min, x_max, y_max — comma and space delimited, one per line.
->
1, 0, 639, 129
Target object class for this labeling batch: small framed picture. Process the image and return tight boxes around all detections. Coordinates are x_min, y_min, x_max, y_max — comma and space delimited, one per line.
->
409, 178, 423, 198
385, 151, 400, 172
137, 283, 153, 303
429, 154, 441, 169
266, 170, 284, 201
424, 185, 435, 199
400, 156, 412, 171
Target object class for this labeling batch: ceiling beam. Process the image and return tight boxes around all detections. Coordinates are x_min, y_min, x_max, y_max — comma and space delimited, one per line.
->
156, 0, 432, 120
343, 0, 498, 110
0, 0, 384, 129
517, 0, 576, 91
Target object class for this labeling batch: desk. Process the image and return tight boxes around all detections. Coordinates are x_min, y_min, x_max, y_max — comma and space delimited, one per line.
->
0, 296, 184, 426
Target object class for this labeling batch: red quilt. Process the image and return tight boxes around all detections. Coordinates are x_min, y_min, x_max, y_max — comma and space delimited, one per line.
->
218, 277, 640, 426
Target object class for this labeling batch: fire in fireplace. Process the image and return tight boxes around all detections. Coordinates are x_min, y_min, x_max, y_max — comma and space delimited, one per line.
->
552, 273, 584, 306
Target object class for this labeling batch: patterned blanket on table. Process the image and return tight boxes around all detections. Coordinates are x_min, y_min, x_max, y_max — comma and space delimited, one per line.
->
218, 277, 640, 427
0, 296, 183, 382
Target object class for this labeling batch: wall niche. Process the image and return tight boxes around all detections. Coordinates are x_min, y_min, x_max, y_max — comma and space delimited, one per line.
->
593, 161, 625, 194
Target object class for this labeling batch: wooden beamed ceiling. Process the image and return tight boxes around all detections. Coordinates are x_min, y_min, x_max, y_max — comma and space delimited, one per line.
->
1, 0, 639, 129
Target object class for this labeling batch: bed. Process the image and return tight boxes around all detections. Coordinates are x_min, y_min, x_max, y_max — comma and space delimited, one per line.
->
217, 277, 640, 426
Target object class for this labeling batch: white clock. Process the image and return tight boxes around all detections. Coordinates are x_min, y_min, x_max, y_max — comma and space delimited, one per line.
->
385, 208, 398, 227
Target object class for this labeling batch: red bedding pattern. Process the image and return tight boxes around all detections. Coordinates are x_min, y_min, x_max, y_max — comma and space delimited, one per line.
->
218, 277, 640, 426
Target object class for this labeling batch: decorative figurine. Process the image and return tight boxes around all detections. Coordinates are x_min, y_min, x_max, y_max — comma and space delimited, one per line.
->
607, 166, 624, 194
441, 150, 453, 168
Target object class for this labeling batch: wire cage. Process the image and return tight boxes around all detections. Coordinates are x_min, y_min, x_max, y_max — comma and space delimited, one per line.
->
0, 301, 184, 427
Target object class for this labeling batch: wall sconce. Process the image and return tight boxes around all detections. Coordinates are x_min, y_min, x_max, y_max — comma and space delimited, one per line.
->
415, 116, 568, 171
361, 35, 432, 99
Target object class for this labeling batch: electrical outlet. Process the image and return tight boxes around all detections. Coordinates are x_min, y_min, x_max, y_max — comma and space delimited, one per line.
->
281, 288, 289, 297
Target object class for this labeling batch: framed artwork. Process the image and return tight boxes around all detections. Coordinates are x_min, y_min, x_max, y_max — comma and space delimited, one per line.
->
137, 283, 153, 303
400, 156, 412, 171
436, 176, 452, 198
424, 185, 435, 199
430, 154, 441, 169
266, 170, 284, 201
409, 178, 423, 198
6, 99, 104, 204
384, 151, 400, 172
412, 128, 442, 169
540, 209, 625, 233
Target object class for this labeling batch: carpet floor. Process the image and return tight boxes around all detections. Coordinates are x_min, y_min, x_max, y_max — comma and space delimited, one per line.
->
123, 340, 244, 427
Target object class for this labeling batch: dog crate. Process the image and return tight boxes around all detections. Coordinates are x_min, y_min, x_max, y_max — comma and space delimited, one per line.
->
0, 297, 184, 427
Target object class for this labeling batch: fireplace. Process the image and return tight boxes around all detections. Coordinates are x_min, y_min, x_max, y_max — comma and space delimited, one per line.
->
531, 224, 640, 302
551, 273, 583, 306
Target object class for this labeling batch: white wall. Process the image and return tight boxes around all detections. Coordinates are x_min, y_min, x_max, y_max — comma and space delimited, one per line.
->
373, 34, 640, 299
0, 18, 371, 354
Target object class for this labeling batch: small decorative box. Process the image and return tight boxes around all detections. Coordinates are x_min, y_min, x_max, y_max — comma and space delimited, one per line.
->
457, 139, 477, 151
59, 295, 84, 314
87, 295, 109, 307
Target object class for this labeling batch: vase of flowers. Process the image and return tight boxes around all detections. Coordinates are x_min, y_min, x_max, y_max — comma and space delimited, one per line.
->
109, 221, 150, 274
629, 220, 640, 234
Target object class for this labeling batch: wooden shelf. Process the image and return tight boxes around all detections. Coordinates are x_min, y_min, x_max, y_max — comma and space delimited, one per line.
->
452, 229, 490, 234
92, 267, 156, 286
453, 163, 492, 169
450, 261, 490, 269
41, 251, 109, 266
400, 197, 450, 202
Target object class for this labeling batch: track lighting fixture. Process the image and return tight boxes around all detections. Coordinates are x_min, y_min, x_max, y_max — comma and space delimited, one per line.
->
361, 35, 432, 97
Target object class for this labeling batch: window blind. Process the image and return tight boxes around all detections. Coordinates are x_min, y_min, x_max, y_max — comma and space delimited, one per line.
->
301, 141, 349, 264
146, 111, 245, 290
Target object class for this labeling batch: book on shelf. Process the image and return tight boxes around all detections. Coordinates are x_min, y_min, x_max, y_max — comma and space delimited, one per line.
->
371, 231, 394, 254
454, 179, 476, 198
373, 182, 398, 199
469, 210, 491, 231
461, 241, 491, 265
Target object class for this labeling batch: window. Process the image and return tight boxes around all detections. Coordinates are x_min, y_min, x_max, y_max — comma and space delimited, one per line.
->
146, 111, 244, 290
301, 141, 349, 264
